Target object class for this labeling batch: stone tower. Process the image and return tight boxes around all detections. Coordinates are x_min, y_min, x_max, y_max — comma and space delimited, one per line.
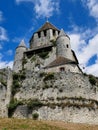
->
29, 21, 60, 48
56, 29, 75, 61
13, 40, 27, 72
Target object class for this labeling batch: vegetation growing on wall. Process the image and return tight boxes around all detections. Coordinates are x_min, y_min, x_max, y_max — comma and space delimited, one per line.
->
43, 73, 55, 81
38, 51, 49, 59
50, 39, 56, 46
31, 55, 36, 62
27, 99, 43, 109
12, 71, 26, 95
22, 57, 27, 65
89, 75, 96, 85
8, 98, 23, 117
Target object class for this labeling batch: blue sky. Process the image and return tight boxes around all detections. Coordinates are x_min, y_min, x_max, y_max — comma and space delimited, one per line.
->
0, 0, 98, 76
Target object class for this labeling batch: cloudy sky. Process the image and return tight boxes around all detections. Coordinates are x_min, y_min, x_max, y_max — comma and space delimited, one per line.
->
0, 0, 98, 76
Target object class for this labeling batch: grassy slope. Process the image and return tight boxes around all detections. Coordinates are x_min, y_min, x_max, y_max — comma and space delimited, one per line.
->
0, 118, 98, 130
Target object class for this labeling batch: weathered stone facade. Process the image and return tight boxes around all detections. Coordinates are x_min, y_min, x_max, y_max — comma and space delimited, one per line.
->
12, 71, 98, 124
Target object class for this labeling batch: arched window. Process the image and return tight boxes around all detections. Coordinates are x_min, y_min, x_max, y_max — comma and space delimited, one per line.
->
60, 67, 65, 72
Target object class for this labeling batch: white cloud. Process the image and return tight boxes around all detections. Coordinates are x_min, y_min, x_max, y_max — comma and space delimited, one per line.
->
34, 0, 59, 18
81, 0, 98, 21
0, 61, 13, 69
0, 27, 9, 41
16, 0, 59, 18
69, 26, 98, 76
85, 62, 98, 77
78, 34, 98, 65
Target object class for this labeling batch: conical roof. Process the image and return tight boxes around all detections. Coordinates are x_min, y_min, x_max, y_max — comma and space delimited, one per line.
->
59, 29, 66, 36
36, 21, 60, 32
18, 39, 26, 48
57, 29, 70, 39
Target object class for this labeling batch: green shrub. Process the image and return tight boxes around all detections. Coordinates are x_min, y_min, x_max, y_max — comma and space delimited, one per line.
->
31, 56, 36, 62
50, 39, 56, 46
13, 73, 19, 80
20, 73, 26, 80
1, 80, 7, 86
89, 75, 96, 85
27, 99, 43, 109
13, 80, 20, 88
22, 58, 27, 65
8, 98, 23, 117
38, 51, 49, 59
32, 113, 39, 120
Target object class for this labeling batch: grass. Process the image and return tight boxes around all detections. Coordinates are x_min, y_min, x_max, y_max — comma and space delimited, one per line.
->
0, 118, 65, 130
0, 118, 98, 130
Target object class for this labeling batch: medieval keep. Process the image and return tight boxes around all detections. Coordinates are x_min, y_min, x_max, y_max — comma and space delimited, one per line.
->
1, 21, 98, 124
13, 21, 81, 73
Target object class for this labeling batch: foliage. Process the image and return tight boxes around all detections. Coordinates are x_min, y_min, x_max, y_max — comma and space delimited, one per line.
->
22, 57, 27, 65
8, 98, 23, 117
0, 80, 7, 86
50, 39, 56, 46
43, 73, 54, 81
31, 55, 36, 62
89, 75, 96, 85
13, 73, 19, 80
20, 72, 26, 80
38, 51, 49, 59
27, 99, 43, 109
32, 113, 39, 120
12, 72, 26, 95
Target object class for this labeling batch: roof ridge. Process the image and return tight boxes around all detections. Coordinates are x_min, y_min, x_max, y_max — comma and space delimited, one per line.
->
36, 21, 60, 32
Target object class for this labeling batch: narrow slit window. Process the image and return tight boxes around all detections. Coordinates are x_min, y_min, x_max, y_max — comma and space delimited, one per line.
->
44, 30, 47, 36
67, 44, 69, 48
38, 32, 41, 38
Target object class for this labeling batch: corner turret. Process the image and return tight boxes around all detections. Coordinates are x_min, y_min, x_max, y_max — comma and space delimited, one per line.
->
13, 40, 27, 72
56, 29, 74, 61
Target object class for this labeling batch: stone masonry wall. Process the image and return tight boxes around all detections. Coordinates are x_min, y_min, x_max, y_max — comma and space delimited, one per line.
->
11, 71, 98, 124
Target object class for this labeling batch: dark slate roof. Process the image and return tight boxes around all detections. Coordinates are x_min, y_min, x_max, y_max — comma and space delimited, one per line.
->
36, 21, 60, 32
44, 56, 77, 69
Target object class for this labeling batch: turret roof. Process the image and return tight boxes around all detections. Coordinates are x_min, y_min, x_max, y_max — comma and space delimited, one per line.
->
18, 39, 26, 48
36, 21, 60, 32
57, 29, 70, 39
59, 29, 66, 36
